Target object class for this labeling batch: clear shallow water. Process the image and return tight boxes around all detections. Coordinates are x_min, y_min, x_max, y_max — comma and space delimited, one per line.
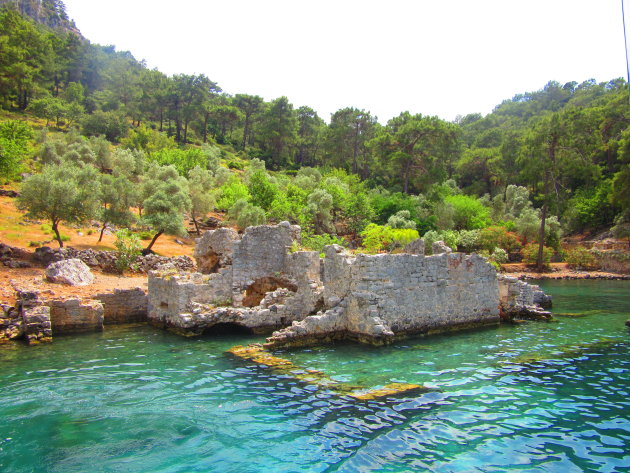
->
0, 280, 628, 473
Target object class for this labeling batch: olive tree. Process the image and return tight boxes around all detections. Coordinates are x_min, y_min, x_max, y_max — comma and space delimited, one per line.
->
18, 163, 100, 247
141, 164, 191, 251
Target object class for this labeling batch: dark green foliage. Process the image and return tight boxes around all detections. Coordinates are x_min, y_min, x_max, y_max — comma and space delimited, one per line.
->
82, 110, 129, 142
248, 170, 278, 211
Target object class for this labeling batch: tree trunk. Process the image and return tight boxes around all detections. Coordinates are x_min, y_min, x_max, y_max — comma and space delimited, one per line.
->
98, 222, 107, 243
193, 217, 200, 235
52, 220, 63, 248
242, 116, 250, 150
145, 230, 163, 251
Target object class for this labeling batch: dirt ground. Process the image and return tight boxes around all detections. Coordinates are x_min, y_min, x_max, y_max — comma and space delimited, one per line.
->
0, 195, 196, 257
501, 262, 628, 280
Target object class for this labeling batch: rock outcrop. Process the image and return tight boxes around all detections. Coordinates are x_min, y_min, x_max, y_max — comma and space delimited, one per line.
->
45, 258, 94, 286
498, 276, 553, 321
148, 223, 552, 347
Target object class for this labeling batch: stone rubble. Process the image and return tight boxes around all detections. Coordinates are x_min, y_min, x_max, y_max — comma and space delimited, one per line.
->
0, 289, 52, 344
148, 223, 553, 347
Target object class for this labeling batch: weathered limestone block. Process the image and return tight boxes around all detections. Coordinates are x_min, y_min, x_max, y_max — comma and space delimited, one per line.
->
403, 238, 425, 255
432, 240, 452, 255
94, 287, 148, 324
194, 227, 239, 273
49, 298, 104, 334
231, 222, 301, 304
46, 258, 94, 286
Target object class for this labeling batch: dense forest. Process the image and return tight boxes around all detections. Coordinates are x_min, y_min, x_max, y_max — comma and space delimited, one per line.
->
1, 0, 629, 270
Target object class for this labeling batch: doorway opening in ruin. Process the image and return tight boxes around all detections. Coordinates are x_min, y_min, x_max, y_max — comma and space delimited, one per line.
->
202, 323, 253, 336
242, 276, 298, 307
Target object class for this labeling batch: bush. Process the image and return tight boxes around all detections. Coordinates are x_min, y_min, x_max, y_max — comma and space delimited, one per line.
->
82, 110, 129, 142
457, 229, 480, 253
228, 199, 266, 229
0, 120, 33, 180
478, 226, 522, 254
387, 210, 417, 230
359, 224, 419, 254
444, 194, 490, 230
522, 243, 553, 268
301, 233, 346, 255
150, 147, 208, 176
114, 229, 142, 273
217, 176, 250, 211
564, 246, 599, 270
423, 230, 460, 254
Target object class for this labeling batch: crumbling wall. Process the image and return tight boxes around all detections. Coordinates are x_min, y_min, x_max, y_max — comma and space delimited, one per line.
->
94, 287, 148, 324
498, 276, 552, 320
148, 224, 552, 346
49, 298, 104, 334
267, 247, 502, 348
147, 223, 321, 335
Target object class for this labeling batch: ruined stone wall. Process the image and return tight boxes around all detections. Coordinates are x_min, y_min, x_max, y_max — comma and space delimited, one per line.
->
267, 247, 501, 347
230, 222, 300, 306
94, 287, 148, 324
49, 298, 104, 334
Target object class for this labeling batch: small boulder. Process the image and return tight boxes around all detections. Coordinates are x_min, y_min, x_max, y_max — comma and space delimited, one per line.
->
432, 240, 452, 255
45, 258, 94, 286
403, 238, 425, 255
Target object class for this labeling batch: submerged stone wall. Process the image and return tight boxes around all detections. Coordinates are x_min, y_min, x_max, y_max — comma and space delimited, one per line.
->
147, 224, 552, 346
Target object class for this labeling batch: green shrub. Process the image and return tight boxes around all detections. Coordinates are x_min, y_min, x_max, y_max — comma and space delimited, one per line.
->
564, 246, 599, 270
138, 231, 153, 240
150, 147, 207, 176
522, 243, 553, 268
114, 229, 142, 274
359, 224, 419, 254
217, 176, 250, 211
227, 199, 266, 229
301, 233, 346, 255
423, 230, 460, 254
444, 194, 491, 230
387, 210, 416, 230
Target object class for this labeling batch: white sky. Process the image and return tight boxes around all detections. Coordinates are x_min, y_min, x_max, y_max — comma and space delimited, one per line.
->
62, 0, 628, 123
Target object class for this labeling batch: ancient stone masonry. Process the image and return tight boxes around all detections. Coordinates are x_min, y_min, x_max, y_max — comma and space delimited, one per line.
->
497, 276, 552, 321
148, 223, 323, 335
0, 289, 52, 344
93, 288, 148, 325
266, 244, 503, 348
148, 226, 552, 346
48, 298, 104, 334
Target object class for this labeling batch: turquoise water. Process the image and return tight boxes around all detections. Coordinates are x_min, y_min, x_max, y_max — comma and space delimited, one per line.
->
0, 280, 628, 472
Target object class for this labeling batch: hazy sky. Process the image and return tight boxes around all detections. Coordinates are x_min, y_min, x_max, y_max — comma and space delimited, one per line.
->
62, 0, 628, 123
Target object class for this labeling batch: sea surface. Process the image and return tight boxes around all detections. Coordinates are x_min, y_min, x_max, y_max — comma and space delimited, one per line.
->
0, 279, 628, 472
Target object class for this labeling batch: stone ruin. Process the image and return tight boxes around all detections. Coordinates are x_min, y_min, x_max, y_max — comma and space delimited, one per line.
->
147, 223, 552, 347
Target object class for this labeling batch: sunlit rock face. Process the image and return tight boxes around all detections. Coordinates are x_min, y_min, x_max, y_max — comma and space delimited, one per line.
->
148, 223, 551, 345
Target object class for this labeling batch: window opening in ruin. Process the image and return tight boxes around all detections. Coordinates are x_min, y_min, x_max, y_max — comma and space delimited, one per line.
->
242, 276, 298, 307
198, 250, 221, 274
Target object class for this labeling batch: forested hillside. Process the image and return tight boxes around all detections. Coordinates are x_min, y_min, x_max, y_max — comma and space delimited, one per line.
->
1, 1, 629, 270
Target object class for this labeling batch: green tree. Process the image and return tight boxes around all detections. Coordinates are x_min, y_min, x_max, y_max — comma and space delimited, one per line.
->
97, 173, 136, 242
18, 162, 100, 247
140, 164, 191, 251
188, 166, 216, 234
